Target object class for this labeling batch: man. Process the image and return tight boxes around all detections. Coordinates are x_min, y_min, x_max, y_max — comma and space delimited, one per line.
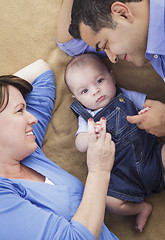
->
57, 0, 165, 137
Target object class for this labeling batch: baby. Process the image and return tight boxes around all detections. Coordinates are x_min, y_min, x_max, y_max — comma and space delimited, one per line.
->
65, 53, 165, 232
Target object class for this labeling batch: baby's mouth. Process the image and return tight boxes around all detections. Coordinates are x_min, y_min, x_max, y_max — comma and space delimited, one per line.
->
97, 96, 105, 102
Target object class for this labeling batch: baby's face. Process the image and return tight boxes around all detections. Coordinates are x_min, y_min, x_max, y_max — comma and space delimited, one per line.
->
68, 58, 116, 110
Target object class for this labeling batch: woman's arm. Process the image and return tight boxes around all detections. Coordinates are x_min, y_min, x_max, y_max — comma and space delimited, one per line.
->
14, 59, 51, 84
72, 118, 115, 239
14, 59, 55, 147
57, 0, 73, 43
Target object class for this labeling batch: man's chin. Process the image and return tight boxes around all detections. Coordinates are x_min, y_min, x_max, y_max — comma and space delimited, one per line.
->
133, 58, 149, 67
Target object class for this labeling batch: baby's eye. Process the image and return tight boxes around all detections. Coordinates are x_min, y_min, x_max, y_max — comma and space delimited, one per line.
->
97, 78, 104, 84
81, 89, 88, 94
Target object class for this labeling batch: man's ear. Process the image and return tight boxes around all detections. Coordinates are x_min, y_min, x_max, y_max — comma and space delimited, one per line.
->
111, 2, 134, 23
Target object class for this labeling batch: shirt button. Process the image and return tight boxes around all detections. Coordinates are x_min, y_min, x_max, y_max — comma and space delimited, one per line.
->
154, 54, 158, 59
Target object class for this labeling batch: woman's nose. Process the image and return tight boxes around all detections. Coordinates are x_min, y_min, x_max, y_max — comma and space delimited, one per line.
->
105, 49, 118, 64
27, 111, 38, 125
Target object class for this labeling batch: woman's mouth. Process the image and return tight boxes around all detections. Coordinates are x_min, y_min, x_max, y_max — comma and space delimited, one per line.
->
26, 131, 34, 136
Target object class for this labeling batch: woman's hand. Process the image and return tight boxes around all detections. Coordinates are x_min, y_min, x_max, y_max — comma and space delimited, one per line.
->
87, 117, 115, 174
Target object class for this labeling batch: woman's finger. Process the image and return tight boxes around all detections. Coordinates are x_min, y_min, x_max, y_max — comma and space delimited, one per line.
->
88, 118, 96, 144
97, 117, 106, 141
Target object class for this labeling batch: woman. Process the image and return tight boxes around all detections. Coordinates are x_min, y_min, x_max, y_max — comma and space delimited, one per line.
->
0, 59, 117, 240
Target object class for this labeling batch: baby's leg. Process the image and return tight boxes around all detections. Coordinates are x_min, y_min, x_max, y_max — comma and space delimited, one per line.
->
106, 196, 152, 232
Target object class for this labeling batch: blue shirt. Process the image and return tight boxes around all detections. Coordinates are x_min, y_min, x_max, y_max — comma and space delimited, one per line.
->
0, 70, 118, 240
57, 38, 106, 57
145, 0, 165, 82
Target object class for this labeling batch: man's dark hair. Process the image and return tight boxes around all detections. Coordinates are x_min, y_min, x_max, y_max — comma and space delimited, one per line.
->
69, 0, 143, 38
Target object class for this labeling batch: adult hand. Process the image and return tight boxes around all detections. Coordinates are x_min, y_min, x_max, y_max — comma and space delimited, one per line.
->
127, 99, 165, 137
94, 120, 103, 138
87, 117, 115, 174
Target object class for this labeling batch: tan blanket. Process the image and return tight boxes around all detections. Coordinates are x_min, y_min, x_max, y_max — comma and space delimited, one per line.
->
1, 0, 165, 239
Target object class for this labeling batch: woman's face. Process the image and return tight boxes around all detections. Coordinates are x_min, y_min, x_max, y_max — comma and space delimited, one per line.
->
0, 85, 38, 160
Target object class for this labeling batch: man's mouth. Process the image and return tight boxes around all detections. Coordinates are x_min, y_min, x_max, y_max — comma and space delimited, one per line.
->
123, 54, 128, 61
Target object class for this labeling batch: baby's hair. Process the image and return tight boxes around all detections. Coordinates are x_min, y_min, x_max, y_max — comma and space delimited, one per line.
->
65, 53, 110, 90
0, 75, 32, 112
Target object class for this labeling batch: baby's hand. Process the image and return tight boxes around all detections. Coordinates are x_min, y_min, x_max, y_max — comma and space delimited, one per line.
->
94, 121, 103, 137
138, 106, 151, 115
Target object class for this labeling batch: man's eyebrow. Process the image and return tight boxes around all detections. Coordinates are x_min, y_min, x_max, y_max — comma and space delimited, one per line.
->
96, 42, 101, 51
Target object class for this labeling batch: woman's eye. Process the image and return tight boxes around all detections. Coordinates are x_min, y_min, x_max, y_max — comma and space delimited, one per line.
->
97, 78, 104, 84
81, 89, 88, 94
17, 108, 24, 113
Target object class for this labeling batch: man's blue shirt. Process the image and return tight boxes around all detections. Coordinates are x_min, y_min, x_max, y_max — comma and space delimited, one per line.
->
145, 0, 165, 82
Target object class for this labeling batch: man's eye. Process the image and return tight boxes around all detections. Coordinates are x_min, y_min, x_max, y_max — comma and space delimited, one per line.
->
103, 45, 106, 51
102, 42, 108, 51
81, 89, 88, 94
97, 78, 104, 84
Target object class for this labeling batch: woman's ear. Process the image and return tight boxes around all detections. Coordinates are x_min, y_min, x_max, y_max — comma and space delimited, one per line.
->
111, 2, 134, 23
72, 95, 76, 98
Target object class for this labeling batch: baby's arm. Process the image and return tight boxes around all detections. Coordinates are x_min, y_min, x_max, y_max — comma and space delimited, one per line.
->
75, 120, 103, 152
75, 133, 89, 152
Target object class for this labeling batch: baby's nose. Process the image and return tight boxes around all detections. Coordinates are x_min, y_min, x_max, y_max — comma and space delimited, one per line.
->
92, 88, 100, 95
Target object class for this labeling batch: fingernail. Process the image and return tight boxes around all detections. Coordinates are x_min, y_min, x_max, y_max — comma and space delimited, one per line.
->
101, 117, 106, 120
89, 118, 93, 121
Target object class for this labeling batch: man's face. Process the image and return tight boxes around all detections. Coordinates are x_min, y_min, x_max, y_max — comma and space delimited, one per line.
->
79, 18, 148, 67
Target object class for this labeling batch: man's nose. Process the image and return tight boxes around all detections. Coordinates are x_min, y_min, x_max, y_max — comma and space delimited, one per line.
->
105, 49, 118, 63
